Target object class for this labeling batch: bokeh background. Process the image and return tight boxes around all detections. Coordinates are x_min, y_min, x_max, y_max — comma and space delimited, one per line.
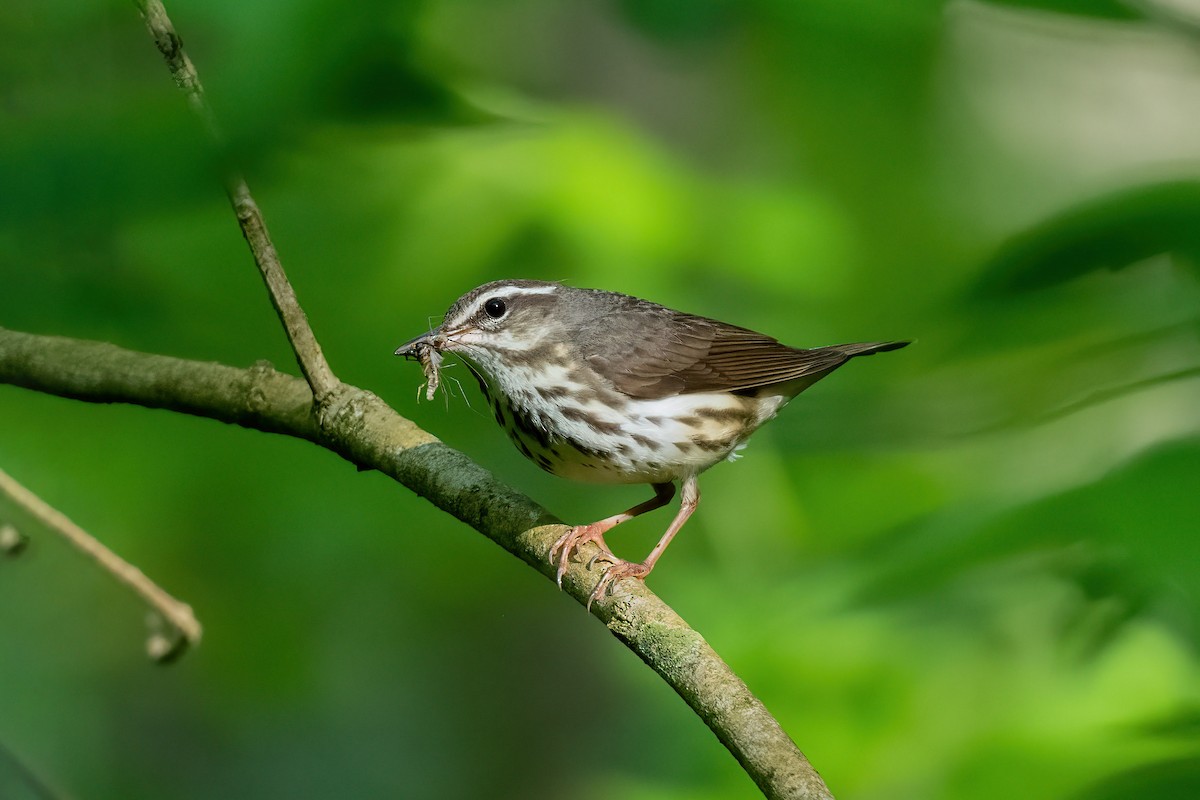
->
2, 1, 1199, 798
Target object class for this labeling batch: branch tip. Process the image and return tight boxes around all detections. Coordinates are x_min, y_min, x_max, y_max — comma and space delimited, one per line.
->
146, 611, 195, 664
0, 522, 28, 557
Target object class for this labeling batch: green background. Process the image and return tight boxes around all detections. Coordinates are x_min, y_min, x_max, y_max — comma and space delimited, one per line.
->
2, 1, 1198, 798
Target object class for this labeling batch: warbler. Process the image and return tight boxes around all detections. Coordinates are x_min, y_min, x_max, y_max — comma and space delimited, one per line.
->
397, 279, 908, 606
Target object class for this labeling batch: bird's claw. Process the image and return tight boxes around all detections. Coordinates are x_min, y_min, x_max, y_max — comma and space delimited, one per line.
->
548, 525, 616, 590
548, 525, 648, 610
586, 550, 618, 570
585, 560, 650, 611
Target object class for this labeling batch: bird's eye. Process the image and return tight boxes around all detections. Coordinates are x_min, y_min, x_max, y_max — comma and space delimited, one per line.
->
483, 298, 507, 319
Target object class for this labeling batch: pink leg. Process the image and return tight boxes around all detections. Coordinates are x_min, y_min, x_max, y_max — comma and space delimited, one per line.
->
587, 474, 700, 609
549, 482, 675, 589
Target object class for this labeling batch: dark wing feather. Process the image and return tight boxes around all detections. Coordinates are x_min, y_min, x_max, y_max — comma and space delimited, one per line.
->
582, 306, 908, 400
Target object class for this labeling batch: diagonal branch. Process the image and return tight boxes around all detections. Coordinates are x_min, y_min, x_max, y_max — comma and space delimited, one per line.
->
0, 325, 834, 800
133, 0, 339, 403
0, 467, 201, 662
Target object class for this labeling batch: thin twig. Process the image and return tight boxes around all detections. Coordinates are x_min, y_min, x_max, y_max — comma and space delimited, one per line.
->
0, 465, 202, 657
0, 739, 67, 800
0, 326, 834, 800
132, 0, 340, 404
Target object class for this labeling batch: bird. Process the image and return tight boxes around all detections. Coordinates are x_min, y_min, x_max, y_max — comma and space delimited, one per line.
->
396, 279, 908, 607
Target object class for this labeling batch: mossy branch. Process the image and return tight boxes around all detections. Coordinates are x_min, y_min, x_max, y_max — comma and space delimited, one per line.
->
0, 325, 833, 800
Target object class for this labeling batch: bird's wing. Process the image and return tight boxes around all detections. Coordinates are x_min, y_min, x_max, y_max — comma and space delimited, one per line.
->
582, 309, 907, 400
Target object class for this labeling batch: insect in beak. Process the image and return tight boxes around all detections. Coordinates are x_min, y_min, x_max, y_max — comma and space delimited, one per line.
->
394, 333, 435, 359
395, 334, 444, 401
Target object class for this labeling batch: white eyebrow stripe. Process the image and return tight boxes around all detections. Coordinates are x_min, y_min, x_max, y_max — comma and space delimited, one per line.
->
492, 285, 558, 298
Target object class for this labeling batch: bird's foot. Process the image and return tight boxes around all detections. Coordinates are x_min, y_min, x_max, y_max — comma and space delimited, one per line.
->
586, 560, 651, 611
549, 523, 617, 590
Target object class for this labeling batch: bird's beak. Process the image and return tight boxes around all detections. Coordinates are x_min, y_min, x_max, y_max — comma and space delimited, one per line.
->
394, 332, 435, 359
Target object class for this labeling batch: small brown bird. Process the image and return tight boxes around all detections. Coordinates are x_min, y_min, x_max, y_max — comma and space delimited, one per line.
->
397, 280, 908, 607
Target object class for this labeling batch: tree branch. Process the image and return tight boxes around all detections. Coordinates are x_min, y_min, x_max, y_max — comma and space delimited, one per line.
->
133, 0, 339, 403
0, 325, 834, 800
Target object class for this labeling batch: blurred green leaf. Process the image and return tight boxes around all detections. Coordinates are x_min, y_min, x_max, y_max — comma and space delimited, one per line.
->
616, 0, 739, 42
1074, 757, 1200, 800
977, 181, 1200, 295
860, 438, 1200, 650
982, 0, 1141, 20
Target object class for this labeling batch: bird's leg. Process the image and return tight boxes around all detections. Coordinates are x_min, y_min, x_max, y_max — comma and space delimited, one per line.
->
550, 482, 676, 590
587, 474, 699, 609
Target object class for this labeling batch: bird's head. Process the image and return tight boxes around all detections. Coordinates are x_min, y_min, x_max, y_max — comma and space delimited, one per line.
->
395, 279, 570, 379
